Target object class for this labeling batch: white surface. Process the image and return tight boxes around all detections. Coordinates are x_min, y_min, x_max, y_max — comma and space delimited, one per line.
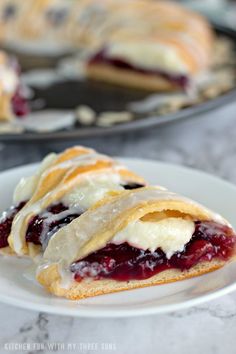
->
0, 159, 236, 318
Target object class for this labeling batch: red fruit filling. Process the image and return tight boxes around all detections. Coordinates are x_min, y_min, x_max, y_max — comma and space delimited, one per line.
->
71, 221, 236, 282
11, 87, 29, 117
0, 202, 80, 250
88, 49, 189, 90
0, 201, 26, 248
7, 57, 29, 118
26, 203, 81, 250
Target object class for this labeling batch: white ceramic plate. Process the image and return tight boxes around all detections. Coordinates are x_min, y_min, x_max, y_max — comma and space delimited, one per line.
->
0, 158, 236, 318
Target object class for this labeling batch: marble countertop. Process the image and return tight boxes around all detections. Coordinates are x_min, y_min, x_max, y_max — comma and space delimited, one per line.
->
1, 101, 236, 354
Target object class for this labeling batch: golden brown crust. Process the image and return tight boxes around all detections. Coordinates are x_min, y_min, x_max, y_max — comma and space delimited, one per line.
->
0, 246, 16, 256
37, 258, 233, 300
0, 50, 15, 120
0, 0, 214, 75
74, 0, 213, 71
0, 93, 13, 121
86, 63, 179, 92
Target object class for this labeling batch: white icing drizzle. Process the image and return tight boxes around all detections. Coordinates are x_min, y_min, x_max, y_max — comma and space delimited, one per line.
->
11, 149, 126, 255
23, 264, 40, 286
11, 199, 43, 254
13, 153, 57, 204
48, 152, 111, 172
39, 205, 83, 251
58, 261, 75, 289
38, 173, 124, 249
61, 173, 124, 210
175, 32, 207, 67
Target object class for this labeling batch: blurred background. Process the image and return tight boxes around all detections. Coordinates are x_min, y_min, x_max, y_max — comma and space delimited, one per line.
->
181, 0, 236, 27
0, 1, 236, 353
0, 0, 235, 141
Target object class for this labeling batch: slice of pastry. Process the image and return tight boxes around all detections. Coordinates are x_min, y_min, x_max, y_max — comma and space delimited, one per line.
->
85, 0, 214, 91
1, 146, 145, 256
0, 50, 29, 121
36, 186, 236, 299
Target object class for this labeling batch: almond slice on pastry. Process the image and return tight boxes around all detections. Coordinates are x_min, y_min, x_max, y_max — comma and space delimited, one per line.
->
36, 186, 236, 300
0, 146, 145, 256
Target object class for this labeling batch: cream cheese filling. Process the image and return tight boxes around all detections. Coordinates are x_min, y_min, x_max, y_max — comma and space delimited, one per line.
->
106, 42, 189, 74
112, 217, 195, 258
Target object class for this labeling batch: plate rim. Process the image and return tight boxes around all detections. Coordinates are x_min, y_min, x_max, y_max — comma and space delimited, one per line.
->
1, 24, 236, 143
0, 276, 236, 318
1, 158, 236, 317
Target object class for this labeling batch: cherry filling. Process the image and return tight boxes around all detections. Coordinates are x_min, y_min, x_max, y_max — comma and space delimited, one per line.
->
0, 201, 26, 248
6, 57, 29, 118
26, 203, 81, 250
0, 201, 77, 250
88, 49, 189, 90
71, 221, 236, 282
11, 87, 29, 117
